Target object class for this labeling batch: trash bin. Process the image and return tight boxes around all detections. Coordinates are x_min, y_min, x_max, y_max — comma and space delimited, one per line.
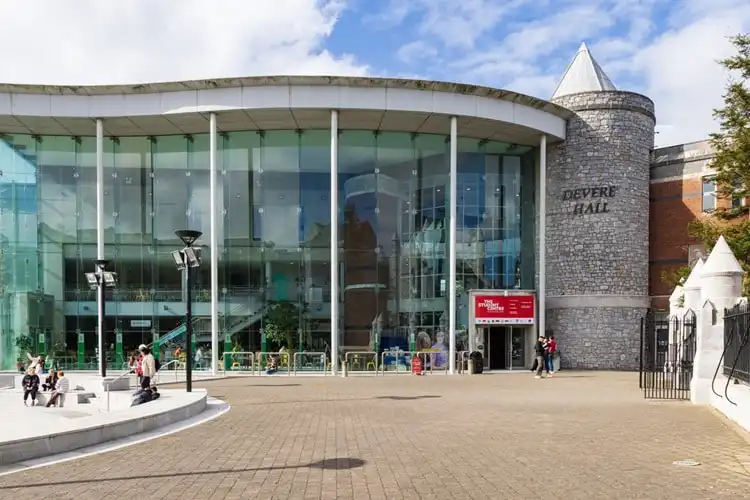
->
469, 351, 484, 374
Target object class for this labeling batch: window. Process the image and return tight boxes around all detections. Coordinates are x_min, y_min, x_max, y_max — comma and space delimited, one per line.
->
732, 181, 746, 209
702, 177, 716, 212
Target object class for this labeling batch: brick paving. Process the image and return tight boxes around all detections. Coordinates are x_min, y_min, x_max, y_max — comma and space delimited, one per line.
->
1, 371, 749, 500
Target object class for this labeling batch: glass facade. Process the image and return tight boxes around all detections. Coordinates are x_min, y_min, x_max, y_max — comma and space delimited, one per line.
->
0, 129, 536, 371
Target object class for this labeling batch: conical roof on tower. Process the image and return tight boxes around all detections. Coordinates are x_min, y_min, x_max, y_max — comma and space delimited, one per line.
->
683, 257, 704, 290
702, 235, 744, 276
551, 42, 617, 99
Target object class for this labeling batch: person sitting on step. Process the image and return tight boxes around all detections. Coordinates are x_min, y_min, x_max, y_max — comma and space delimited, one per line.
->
22, 367, 40, 407
42, 370, 59, 391
46, 371, 70, 408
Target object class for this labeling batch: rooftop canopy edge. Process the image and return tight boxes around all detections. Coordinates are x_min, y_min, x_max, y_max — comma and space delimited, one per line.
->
0, 76, 569, 142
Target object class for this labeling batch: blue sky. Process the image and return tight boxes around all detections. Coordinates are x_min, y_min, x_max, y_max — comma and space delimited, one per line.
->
0, 0, 748, 146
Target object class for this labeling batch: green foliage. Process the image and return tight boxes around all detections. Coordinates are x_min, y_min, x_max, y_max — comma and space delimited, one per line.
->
660, 265, 691, 290
709, 34, 750, 201
688, 217, 750, 295
14, 334, 34, 364
686, 34, 750, 296
262, 301, 307, 350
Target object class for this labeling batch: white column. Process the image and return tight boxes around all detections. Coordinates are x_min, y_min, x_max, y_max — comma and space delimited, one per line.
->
448, 116, 458, 374
209, 112, 219, 375
95, 119, 105, 377
330, 110, 339, 375
538, 134, 547, 338
96, 119, 104, 260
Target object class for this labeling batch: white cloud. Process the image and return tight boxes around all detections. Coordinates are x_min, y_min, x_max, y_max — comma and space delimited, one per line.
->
396, 41, 438, 65
377, 0, 750, 146
448, 2, 621, 91
0, 0, 748, 148
370, 0, 528, 49
0, 0, 367, 84
628, 6, 750, 146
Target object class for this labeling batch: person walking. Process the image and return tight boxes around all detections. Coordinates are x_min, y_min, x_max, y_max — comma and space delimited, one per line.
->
194, 346, 204, 370
534, 337, 547, 379
139, 344, 156, 390
546, 336, 558, 375
22, 367, 41, 406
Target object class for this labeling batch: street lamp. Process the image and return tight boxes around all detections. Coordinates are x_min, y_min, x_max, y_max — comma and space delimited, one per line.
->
172, 229, 203, 392
85, 259, 117, 378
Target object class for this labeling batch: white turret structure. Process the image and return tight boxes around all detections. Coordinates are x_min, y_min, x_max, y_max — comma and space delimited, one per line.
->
668, 283, 684, 317
700, 235, 744, 308
667, 283, 686, 363
682, 257, 704, 313
690, 235, 745, 405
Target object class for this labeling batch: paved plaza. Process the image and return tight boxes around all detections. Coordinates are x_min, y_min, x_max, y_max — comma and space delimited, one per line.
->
0, 371, 748, 499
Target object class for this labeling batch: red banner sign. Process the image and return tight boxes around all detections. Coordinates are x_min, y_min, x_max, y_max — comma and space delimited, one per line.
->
473, 295, 535, 325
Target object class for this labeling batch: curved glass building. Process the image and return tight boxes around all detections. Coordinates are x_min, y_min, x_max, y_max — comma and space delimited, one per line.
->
0, 55, 654, 373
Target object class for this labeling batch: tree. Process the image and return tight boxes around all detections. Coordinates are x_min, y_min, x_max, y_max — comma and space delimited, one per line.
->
262, 301, 307, 350
707, 34, 750, 201
668, 34, 750, 294
14, 334, 34, 370
660, 266, 691, 291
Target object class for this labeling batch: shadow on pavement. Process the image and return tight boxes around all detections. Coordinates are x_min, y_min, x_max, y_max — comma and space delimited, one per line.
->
376, 395, 441, 401
193, 383, 303, 388
239, 394, 442, 405
0, 458, 366, 490
242, 383, 302, 387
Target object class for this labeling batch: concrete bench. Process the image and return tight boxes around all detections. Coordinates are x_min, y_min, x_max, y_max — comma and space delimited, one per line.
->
76, 392, 96, 404
102, 376, 131, 392
0, 374, 14, 389
46, 392, 95, 407
9, 389, 95, 407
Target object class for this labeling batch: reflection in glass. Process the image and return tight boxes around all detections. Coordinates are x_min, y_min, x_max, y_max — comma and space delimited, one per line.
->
0, 129, 536, 371
339, 132, 536, 356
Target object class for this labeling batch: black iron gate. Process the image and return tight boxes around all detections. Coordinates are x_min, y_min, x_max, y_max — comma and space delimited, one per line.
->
639, 310, 696, 400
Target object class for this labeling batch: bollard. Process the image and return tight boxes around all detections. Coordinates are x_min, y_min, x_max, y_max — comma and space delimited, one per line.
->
467, 359, 474, 376
342, 362, 348, 378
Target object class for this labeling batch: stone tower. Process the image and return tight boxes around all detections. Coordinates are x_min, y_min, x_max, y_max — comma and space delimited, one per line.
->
546, 42, 655, 370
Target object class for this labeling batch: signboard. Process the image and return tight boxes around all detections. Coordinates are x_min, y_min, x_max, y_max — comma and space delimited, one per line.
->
131, 319, 151, 328
562, 185, 618, 216
473, 295, 535, 325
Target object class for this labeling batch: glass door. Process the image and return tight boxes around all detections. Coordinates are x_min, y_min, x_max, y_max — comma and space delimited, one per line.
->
480, 327, 489, 370
510, 327, 526, 368
505, 326, 513, 370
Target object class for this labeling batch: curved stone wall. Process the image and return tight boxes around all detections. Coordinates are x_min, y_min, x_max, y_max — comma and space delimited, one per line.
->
547, 91, 655, 370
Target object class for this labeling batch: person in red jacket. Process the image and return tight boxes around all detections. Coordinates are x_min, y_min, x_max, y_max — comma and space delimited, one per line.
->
129, 350, 144, 385
546, 336, 558, 375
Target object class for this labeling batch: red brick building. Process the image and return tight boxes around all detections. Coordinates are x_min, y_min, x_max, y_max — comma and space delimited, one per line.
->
649, 140, 726, 309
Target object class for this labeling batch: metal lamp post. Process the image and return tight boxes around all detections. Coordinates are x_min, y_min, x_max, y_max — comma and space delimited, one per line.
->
85, 259, 118, 378
171, 230, 203, 393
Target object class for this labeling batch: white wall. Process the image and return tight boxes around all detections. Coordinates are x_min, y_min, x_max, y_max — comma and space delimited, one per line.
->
686, 237, 750, 434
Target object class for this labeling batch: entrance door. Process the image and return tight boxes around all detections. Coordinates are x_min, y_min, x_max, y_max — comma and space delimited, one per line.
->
510, 327, 526, 368
488, 326, 507, 370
